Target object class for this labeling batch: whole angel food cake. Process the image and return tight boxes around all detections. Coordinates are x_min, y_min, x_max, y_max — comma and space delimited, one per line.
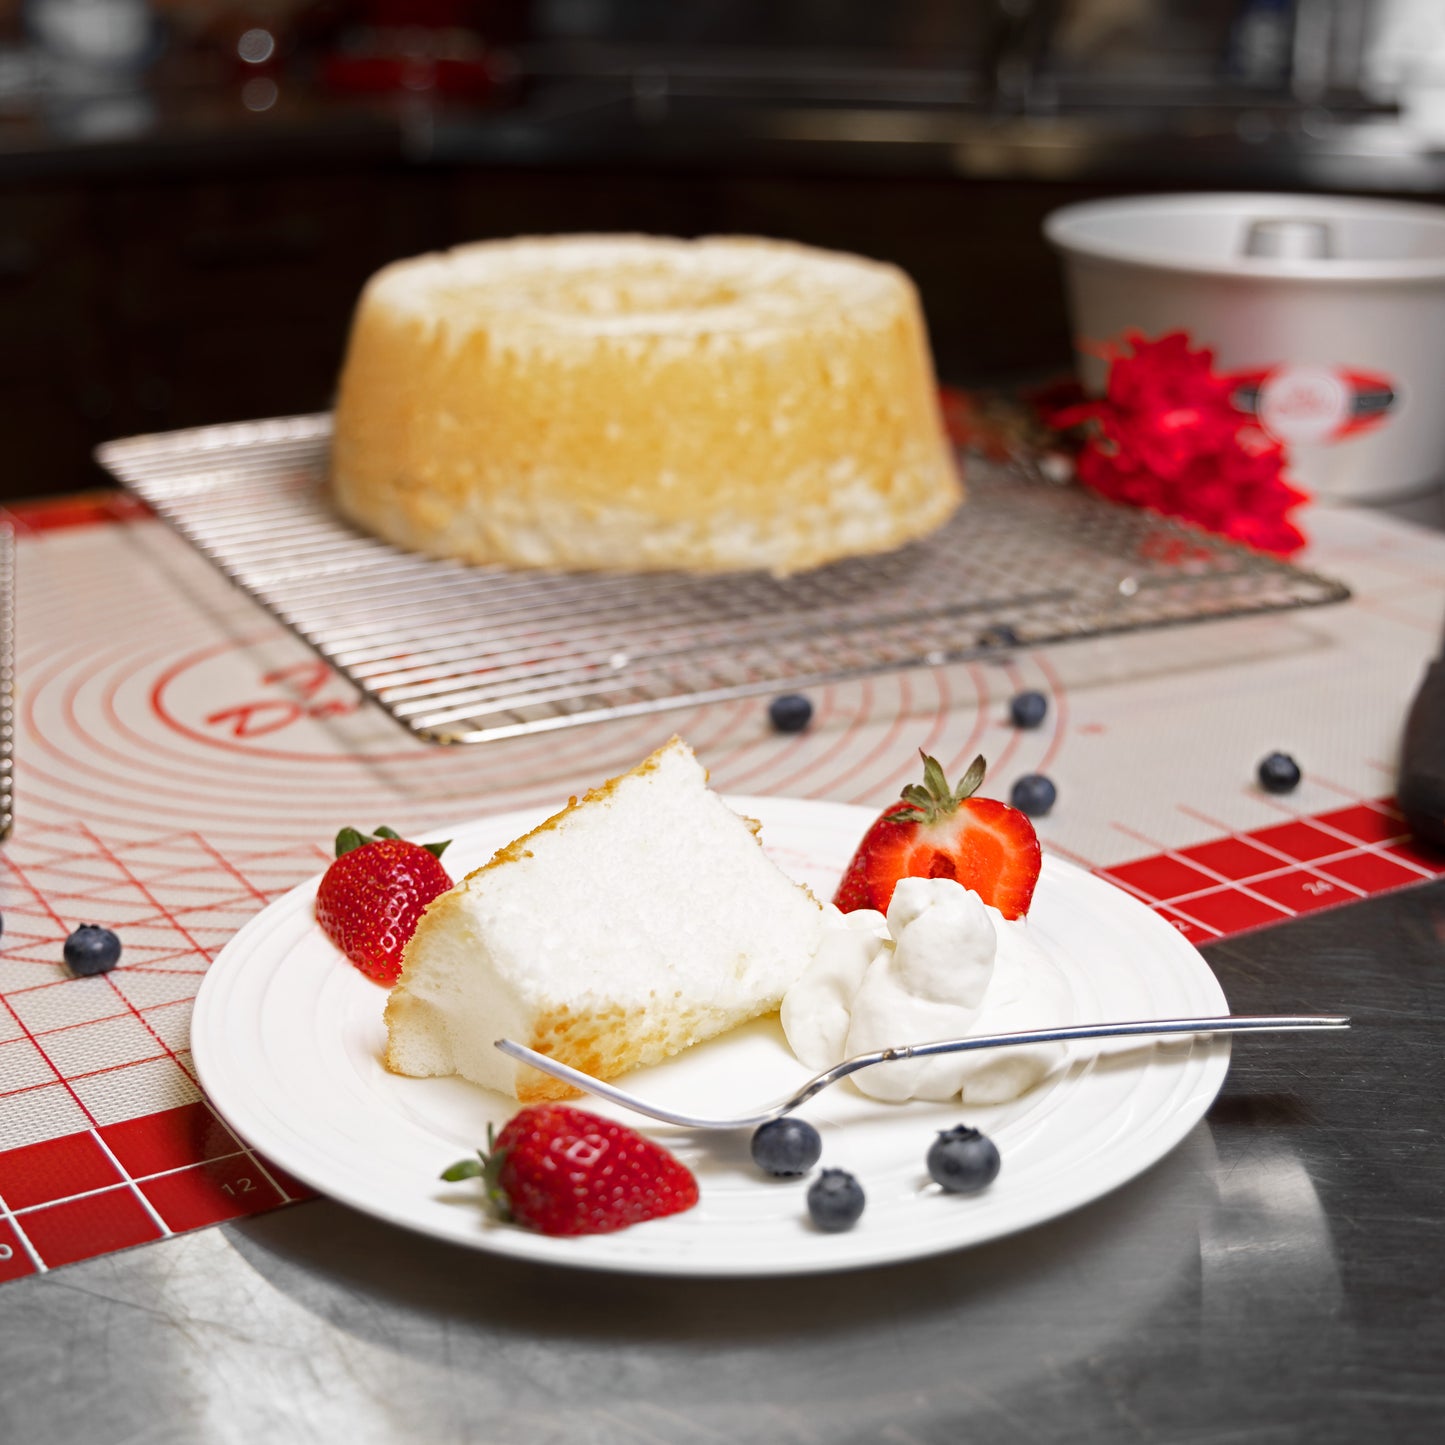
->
330, 234, 962, 575
384, 737, 824, 1100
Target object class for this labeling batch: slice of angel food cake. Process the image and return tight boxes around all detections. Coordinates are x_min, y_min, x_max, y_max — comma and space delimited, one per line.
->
384, 737, 825, 1100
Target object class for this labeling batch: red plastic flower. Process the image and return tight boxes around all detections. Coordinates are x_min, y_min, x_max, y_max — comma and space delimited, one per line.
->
1049, 332, 1308, 556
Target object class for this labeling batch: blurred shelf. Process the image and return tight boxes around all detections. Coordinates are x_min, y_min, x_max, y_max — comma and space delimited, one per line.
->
0, 58, 1441, 194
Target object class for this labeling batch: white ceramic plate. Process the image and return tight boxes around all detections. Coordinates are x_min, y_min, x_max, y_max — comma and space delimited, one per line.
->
192, 797, 1231, 1277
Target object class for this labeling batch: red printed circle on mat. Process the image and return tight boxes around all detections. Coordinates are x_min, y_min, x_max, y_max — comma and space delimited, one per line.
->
149, 635, 416, 762
145, 633, 689, 776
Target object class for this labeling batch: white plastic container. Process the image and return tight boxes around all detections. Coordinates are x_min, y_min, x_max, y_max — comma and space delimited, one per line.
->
1044, 193, 1445, 503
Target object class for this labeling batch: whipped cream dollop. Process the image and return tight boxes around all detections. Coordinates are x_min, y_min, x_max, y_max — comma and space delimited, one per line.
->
780, 876, 1073, 1105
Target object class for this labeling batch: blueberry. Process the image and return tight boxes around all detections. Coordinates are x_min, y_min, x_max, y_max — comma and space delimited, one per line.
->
1257, 752, 1302, 794
806, 1168, 865, 1232
63, 925, 121, 977
977, 624, 1020, 650
750, 1117, 822, 1177
1010, 773, 1057, 817
1009, 690, 1048, 729
926, 1125, 1001, 1195
769, 693, 813, 733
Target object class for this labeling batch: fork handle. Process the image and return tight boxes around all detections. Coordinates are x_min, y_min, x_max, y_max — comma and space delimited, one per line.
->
798, 1014, 1349, 1115
498, 1015, 1349, 1132
885, 1014, 1350, 1063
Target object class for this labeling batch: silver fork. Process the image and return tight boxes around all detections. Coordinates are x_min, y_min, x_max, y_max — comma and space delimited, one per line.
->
495, 1014, 1349, 1130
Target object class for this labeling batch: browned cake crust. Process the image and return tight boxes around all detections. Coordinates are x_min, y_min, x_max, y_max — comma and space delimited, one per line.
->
382, 737, 823, 1099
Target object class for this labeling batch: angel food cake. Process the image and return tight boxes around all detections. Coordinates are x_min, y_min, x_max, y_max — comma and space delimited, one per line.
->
330, 234, 962, 575
384, 738, 824, 1100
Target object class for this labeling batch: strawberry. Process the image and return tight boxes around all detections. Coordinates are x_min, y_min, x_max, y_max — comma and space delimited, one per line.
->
315, 826, 451, 985
442, 1105, 700, 1237
833, 752, 1041, 920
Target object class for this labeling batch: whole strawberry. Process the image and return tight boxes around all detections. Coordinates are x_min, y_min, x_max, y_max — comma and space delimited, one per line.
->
833, 752, 1041, 920
443, 1105, 700, 1237
315, 826, 451, 985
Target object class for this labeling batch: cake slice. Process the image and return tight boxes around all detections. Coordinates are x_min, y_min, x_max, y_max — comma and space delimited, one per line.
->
384, 738, 824, 1100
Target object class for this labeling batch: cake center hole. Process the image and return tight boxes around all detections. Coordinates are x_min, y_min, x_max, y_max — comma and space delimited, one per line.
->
538, 270, 746, 318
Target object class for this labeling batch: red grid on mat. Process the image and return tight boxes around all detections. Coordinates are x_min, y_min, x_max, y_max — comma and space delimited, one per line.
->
1, 799, 1441, 1283
0, 823, 321, 1283
1097, 799, 1445, 945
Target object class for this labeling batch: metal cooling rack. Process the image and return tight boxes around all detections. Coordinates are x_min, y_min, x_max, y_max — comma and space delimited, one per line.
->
96, 414, 1350, 746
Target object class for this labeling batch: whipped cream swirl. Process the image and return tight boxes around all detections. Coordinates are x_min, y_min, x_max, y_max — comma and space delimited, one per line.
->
780, 876, 1073, 1105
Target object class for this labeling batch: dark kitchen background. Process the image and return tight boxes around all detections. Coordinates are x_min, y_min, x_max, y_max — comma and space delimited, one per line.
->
0, 0, 1430, 501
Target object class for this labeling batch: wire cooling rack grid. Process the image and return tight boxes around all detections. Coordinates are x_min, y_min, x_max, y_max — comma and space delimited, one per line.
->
96, 414, 1350, 746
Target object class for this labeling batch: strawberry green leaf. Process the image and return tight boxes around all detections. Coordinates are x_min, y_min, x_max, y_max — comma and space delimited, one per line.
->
920, 751, 952, 802
424, 840, 451, 860
883, 805, 925, 824
334, 826, 370, 857
372, 826, 402, 841
953, 755, 988, 803
441, 1157, 484, 1182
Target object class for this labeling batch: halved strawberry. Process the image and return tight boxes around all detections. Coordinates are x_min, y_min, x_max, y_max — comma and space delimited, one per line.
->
442, 1105, 699, 1237
315, 826, 452, 985
833, 753, 1041, 920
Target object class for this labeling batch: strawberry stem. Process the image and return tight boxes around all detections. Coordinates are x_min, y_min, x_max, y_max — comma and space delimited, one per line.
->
882, 751, 990, 825
333, 825, 451, 859
441, 1123, 513, 1221
479, 1122, 513, 1222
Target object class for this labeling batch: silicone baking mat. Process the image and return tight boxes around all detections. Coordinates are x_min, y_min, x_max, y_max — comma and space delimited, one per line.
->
1, 490, 1442, 1282
0, 521, 13, 843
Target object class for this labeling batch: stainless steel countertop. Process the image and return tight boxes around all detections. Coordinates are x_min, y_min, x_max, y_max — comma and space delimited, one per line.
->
2, 876, 1441, 1445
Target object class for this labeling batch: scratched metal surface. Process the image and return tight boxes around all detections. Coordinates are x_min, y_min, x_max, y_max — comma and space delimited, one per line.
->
2, 878, 1441, 1445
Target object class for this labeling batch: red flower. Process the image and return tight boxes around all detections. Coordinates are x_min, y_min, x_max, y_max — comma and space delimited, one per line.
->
1049, 331, 1308, 556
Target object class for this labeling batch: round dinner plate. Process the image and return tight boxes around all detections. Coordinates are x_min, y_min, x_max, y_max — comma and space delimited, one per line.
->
192, 796, 1231, 1277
